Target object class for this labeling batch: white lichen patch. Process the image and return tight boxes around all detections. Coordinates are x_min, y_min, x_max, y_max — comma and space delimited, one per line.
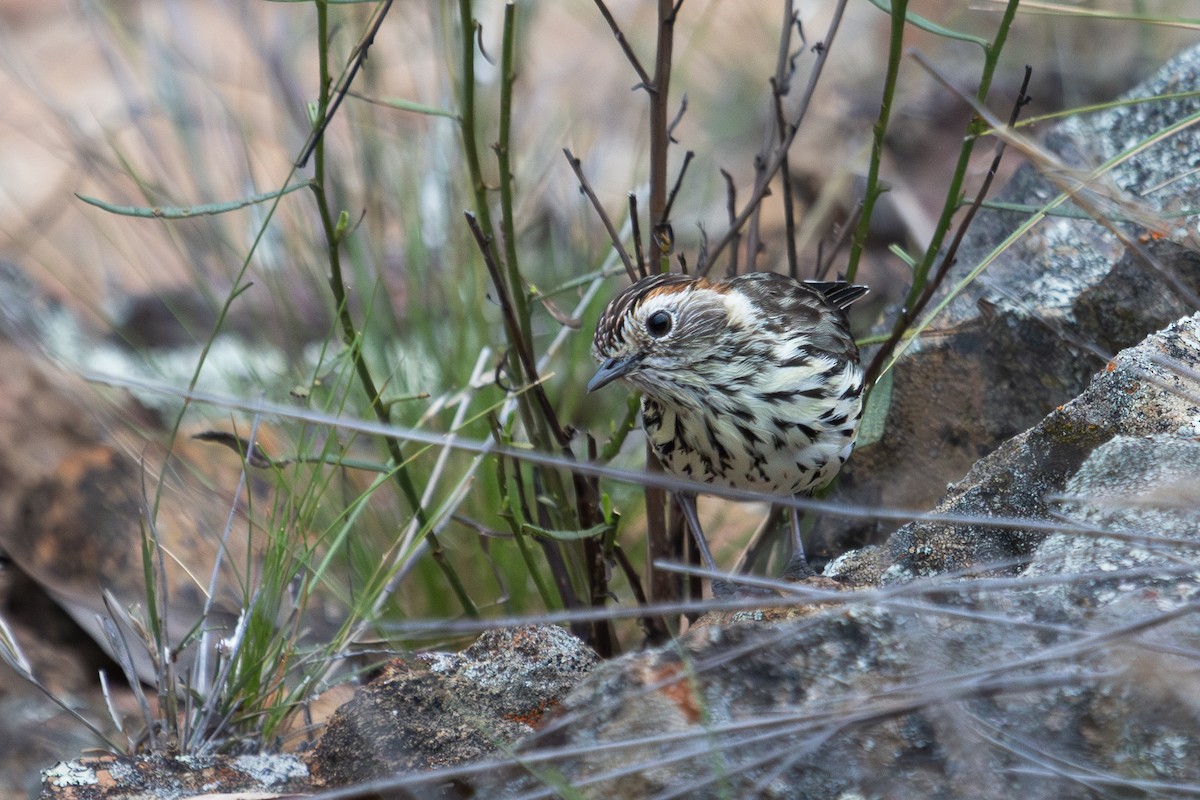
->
233, 753, 309, 785
42, 761, 97, 787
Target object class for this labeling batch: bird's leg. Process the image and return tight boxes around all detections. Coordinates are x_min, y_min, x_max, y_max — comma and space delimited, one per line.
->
675, 493, 735, 598
780, 499, 816, 579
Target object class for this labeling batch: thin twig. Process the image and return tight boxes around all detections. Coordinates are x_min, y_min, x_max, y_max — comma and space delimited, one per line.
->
629, 193, 648, 278
611, 542, 672, 644
772, 1, 799, 278
666, 93, 688, 142
660, 150, 694, 225
295, 0, 394, 167
86, 368, 1200, 548
496, 2, 536, 367
564, 149, 638, 282
863, 62, 1032, 389
648, 0, 678, 255
865, 0, 1022, 294
465, 212, 569, 447
580, 436, 617, 654
698, 0, 848, 275
592, 0, 651, 87
744, 155, 769, 272
719, 168, 740, 277
843, 0, 910, 282
815, 201, 862, 280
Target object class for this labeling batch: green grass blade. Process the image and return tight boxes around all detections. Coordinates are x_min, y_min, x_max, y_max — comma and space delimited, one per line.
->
75, 180, 314, 218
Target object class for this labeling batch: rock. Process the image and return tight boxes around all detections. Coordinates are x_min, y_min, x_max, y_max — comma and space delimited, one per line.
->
40, 753, 310, 799
307, 625, 599, 788
826, 312, 1200, 583
816, 42, 1200, 557
463, 317, 1200, 799
422, 47, 1200, 799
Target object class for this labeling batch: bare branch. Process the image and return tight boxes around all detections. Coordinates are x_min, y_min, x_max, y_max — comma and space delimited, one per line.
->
719, 168, 740, 277
772, 1, 799, 278
660, 150, 694, 225
592, 0, 651, 87
815, 201, 862, 280
563, 148, 638, 282
666, 93, 688, 143
464, 211, 570, 447
629, 194, 648, 278
698, 0, 849, 275
296, 0, 394, 167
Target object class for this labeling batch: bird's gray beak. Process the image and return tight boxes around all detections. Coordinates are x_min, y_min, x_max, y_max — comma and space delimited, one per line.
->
587, 355, 637, 392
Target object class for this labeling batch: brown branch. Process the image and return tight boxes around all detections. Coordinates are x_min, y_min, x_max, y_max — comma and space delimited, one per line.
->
580, 435, 618, 656
563, 149, 638, 282
592, 0, 651, 87
642, 0, 674, 595
629, 193, 648, 278
666, 93, 688, 143
744, 155, 769, 272
772, 1, 799, 278
659, 150, 694, 225
698, 0, 848, 276
611, 543, 671, 645
296, 0, 394, 167
647, 0, 677, 259
719, 168, 740, 277
815, 200, 862, 280
464, 212, 570, 447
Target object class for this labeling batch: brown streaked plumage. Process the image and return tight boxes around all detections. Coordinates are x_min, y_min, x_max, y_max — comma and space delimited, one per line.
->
589, 271, 867, 591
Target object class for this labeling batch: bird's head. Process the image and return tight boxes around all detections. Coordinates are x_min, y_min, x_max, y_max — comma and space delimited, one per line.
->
589, 274, 728, 397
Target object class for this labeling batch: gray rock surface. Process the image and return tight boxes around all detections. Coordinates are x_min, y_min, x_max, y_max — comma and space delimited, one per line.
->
816, 42, 1200, 557
40, 753, 310, 800
477, 318, 1200, 800
827, 313, 1200, 584
308, 625, 599, 788
309, 321, 1193, 799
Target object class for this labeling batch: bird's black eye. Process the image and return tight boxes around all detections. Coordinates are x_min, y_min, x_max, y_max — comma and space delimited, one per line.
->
646, 310, 673, 338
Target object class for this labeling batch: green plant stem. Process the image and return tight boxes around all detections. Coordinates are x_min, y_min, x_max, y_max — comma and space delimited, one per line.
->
458, 2, 602, 628
496, 4, 571, 469
456, 0, 541, 453
845, 0, 909, 282
498, 455, 559, 609
497, 2, 532, 363
897, 0, 1021, 310
311, 3, 475, 618
457, 0, 491, 237
857, 0, 1022, 396
863, 60, 1031, 391
496, 8, 599, 609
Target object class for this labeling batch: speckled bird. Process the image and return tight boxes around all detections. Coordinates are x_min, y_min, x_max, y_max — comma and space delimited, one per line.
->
589, 271, 867, 587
